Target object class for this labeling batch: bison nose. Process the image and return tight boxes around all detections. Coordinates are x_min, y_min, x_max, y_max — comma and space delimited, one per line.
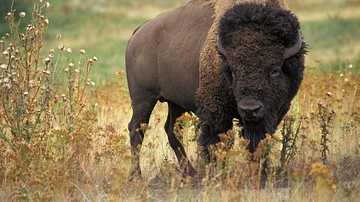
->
238, 99, 265, 122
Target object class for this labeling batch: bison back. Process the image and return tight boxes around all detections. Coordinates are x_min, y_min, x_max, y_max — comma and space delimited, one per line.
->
125, 1, 214, 111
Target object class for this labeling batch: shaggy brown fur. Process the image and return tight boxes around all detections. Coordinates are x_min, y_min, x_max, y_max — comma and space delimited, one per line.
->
196, 1, 305, 154
199, 0, 288, 83
197, 0, 289, 126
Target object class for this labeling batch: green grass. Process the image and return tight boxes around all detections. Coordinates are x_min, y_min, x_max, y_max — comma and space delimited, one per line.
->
301, 16, 360, 70
2, 0, 358, 82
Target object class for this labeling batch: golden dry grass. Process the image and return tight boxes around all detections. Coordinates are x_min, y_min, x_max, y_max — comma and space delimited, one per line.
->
0, 0, 360, 201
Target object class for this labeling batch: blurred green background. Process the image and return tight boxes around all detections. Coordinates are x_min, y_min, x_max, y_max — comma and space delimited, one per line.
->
1, 0, 360, 83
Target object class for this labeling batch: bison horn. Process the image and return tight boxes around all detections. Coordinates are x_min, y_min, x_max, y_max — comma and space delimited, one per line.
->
217, 36, 227, 57
284, 30, 302, 59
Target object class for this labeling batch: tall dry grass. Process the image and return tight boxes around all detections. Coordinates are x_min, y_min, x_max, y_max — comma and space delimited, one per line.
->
0, 1, 359, 201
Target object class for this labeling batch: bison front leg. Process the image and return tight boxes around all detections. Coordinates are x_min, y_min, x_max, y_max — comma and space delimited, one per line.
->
197, 111, 234, 162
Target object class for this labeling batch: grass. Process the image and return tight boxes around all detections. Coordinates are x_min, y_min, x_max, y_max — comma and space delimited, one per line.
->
0, 0, 359, 201
2, 0, 358, 82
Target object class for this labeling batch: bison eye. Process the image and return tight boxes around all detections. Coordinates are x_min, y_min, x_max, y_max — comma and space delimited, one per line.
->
270, 67, 281, 78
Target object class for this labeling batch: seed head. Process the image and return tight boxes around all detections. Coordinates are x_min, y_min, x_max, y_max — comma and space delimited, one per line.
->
5, 13, 12, 20
2, 50, 9, 56
44, 18, 49, 25
19, 12, 26, 18
80, 49, 86, 54
56, 33, 62, 40
43, 70, 51, 75
4, 83, 11, 89
69, 62, 74, 67
93, 56, 98, 61
66, 47, 72, 54
58, 44, 65, 50
331, 183, 337, 191
0, 64, 7, 69
24, 91, 29, 96
45, 2, 51, 8
44, 57, 51, 64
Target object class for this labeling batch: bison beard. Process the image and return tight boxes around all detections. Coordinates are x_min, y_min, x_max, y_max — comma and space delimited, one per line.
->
242, 118, 276, 153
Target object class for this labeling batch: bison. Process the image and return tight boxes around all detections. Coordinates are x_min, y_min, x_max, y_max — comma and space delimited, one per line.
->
125, 0, 306, 177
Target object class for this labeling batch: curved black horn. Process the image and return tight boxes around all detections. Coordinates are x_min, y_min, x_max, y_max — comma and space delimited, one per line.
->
284, 30, 302, 59
217, 36, 227, 57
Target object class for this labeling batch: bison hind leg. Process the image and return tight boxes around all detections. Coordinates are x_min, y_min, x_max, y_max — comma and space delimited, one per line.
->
128, 94, 158, 179
165, 102, 197, 177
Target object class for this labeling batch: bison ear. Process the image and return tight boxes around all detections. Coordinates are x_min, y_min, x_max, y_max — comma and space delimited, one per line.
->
217, 36, 227, 58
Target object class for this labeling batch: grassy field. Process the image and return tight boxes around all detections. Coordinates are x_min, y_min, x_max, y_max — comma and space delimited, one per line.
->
0, 0, 359, 201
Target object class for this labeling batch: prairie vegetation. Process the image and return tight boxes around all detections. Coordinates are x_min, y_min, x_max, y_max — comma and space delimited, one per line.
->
0, 0, 359, 201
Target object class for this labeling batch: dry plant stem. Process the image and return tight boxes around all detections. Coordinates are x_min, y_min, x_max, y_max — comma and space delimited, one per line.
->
76, 54, 83, 101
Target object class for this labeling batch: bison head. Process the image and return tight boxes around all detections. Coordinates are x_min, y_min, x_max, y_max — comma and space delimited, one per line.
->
217, 3, 306, 152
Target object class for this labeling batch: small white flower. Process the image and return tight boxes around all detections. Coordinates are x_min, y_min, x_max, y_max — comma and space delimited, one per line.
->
93, 56, 98, 61
0, 64, 7, 69
44, 18, 49, 25
90, 82, 96, 87
24, 91, 29, 96
45, 2, 51, 8
58, 44, 65, 50
69, 62, 74, 67
19, 12, 26, 18
44, 57, 51, 64
80, 49, 86, 54
2, 50, 9, 56
66, 48, 72, 54
4, 83, 11, 89
3, 77, 9, 83
349, 64, 353, 69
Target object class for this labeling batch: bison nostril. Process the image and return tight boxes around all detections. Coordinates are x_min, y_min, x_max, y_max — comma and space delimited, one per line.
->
238, 99, 264, 121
